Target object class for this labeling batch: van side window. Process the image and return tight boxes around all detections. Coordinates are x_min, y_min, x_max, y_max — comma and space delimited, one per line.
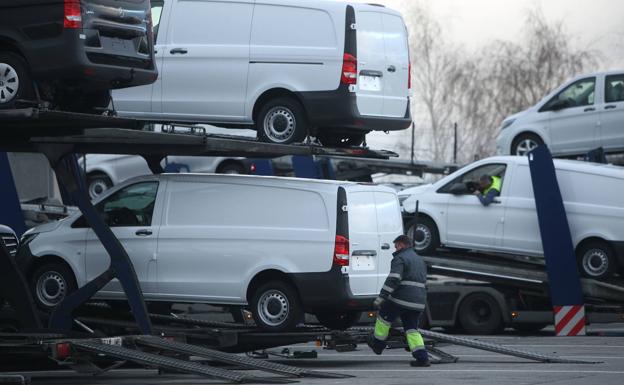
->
605, 74, 624, 103
72, 182, 158, 228
438, 164, 507, 195
510, 165, 534, 199
541, 77, 596, 111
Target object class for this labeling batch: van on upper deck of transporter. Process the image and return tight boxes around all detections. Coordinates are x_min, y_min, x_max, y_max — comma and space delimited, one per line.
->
113, 0, 412, 146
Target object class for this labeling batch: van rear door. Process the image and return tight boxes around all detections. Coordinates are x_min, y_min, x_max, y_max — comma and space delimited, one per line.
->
373, 191, 403, 291
379, 13, 409, 117
346, 190, 380, 296
355, 8, 409, 118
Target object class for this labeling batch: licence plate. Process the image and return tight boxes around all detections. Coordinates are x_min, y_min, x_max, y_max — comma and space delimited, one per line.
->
101, 337, 123, 346
359, 75, 381, 91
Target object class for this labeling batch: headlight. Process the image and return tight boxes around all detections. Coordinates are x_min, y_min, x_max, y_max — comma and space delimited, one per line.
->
501, 119, 516, 130
20, 232, 38, 246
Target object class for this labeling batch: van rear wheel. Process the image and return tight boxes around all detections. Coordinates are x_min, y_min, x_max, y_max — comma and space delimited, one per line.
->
256, 97, 307, 144
250, 280, 303, 332
0, 52, 34, 109
316, 311, 361, 330
577, 241, 617, 279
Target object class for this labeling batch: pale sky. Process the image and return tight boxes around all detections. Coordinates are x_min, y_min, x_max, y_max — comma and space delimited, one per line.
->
354, 0, 624, 156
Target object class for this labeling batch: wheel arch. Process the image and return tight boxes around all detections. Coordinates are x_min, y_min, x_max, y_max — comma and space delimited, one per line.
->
216, 158, 247, 174
455, 288, 510, 327
27, 254, 79, 288
245, 269, 300, 303
251, 88, 308, 124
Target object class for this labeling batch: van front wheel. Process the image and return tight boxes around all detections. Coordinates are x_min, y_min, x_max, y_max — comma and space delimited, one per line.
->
256, 98, 307, 144
250, 280, 303, 332
406, 217, 440, 255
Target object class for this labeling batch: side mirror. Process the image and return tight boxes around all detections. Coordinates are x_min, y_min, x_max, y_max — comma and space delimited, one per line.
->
551, 99, 569, 111
449, 183, 469, 195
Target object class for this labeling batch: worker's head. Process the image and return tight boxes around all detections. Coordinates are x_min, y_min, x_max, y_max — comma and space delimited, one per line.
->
478, 175, 493, 190
393, 235, 413, 252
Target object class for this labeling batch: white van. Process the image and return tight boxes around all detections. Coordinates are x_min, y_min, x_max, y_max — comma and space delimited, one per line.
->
113, 0, 412, 146
19, 174, 403, 331
496, 71, 624, 156
400, 156, 624, 279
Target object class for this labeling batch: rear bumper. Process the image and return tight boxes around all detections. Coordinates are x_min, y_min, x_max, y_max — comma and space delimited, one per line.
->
296, 85, 412, 133
287, 265, 375, 313
27, 29, 157, 90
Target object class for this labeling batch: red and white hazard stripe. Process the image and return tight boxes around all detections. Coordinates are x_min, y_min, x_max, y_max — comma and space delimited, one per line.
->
554, 305, 586, 336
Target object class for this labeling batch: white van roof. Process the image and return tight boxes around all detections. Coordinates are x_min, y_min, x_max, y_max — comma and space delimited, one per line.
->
481, 156, 624, 179
121, 173, 397, 193
257, 0, 403, 17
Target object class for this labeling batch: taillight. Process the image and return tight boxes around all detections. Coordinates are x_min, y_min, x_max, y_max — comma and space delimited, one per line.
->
64, 0, 82, 29
333, 235, 350, 266
408, 61, 412, 89
55, 342, 72, 360
341, 53, 357, 85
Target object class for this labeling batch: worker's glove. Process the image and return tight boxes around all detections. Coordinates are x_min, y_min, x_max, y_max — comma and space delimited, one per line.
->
373, 297, 385, 309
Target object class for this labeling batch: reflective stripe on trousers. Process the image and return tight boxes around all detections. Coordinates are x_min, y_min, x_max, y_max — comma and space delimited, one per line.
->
405, 328, 425, 352
374, 317, 391, 341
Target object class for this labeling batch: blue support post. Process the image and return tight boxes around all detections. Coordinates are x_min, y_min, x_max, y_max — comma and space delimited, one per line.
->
292, 155, 319, 179
250, 159, 274, 176
0, 153, 26, 237
527, 146, 586, 336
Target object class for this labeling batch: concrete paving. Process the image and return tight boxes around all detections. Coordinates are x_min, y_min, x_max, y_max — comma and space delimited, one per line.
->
9, 330, 624, 385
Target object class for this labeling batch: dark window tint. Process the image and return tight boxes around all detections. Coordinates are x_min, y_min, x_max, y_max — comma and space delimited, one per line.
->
438, 164, 507, 195
605, 74, 624, 103
541, 77, 596, 111
97, 182, 158, 227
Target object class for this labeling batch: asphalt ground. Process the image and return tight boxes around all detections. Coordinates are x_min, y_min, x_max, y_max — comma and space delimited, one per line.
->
5, 325, 624, 385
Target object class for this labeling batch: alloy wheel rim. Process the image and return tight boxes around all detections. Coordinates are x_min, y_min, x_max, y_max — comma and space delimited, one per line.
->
0, 63, 19, 104
89, 179, 109, 199
582, 249, 609, 277
257, 289, 289, 327
515, 139, 539, 156
411, 224, 432, 251
36, 271, 67, 307
263, 107, 296, 143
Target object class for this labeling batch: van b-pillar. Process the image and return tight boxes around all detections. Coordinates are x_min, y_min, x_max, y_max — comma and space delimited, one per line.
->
40, 145, 152, 334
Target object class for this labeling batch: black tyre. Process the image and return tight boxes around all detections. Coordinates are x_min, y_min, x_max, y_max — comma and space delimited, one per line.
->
30, 262, 77, 311
0, 52, 34, 109
511, 133, 544, 156
217, 162, 246, 175
458, 293, 503, 335
406, 216, 440, 255
87, 173, 112, 200
250, 280, 303, 332
316, 311, 361, 330
576, 241, 617, 279
317, 131, 366, 147
256, 97, 307, 144
511, 323, 548, 333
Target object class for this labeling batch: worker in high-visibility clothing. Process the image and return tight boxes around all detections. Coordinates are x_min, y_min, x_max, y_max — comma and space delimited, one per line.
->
367, 235, 430, 367
473, 174, 502, 206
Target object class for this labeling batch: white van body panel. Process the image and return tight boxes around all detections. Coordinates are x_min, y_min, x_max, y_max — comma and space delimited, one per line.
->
25, 174, 402, 308
402, 156, 624, 259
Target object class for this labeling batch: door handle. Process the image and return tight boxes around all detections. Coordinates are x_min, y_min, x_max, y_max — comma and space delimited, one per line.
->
387, 65, 396, 73
170, 48, 188, 54
360, 70, 383, 77
584, 107, 595, 112
135, 229, 153, 236
352, 250, 377, 257
381, 243, 390, 250
605, 105, 617, 110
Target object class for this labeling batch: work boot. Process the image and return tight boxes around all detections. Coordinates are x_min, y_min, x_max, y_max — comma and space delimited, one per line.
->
410, 349, 430, 367
366, 334, 385, 355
